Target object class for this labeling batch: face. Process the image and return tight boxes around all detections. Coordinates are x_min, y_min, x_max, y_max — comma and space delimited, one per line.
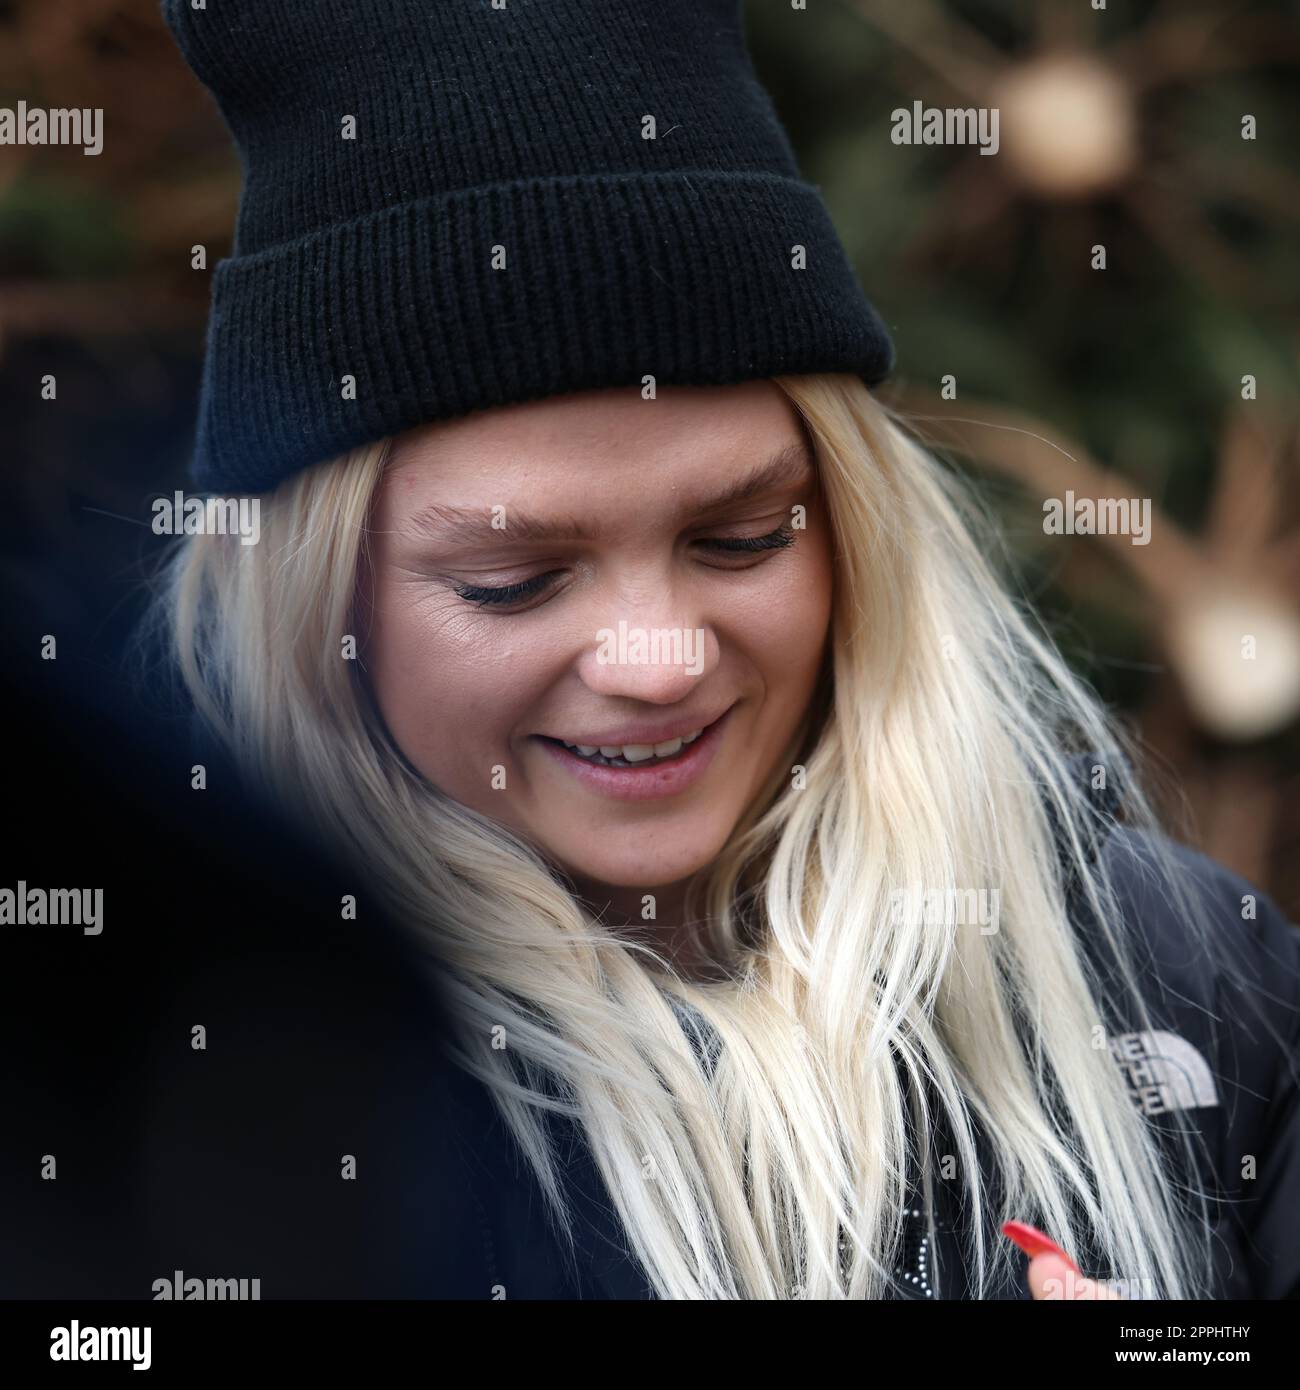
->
363, 380, 833, 900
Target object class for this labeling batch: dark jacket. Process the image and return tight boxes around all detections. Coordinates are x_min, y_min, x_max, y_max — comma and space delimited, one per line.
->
408, 819, 1300, 1300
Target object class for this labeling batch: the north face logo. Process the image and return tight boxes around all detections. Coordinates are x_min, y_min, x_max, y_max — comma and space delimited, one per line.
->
1109, 1030, 1220, 1115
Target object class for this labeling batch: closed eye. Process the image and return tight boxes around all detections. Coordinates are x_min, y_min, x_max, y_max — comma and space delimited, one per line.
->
452, 524, 797, 608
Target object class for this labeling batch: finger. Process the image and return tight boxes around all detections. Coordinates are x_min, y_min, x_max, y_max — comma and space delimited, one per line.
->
1028, 1251, 1075, 1299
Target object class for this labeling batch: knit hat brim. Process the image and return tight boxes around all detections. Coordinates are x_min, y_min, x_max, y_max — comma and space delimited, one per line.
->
194, 169, 894, 494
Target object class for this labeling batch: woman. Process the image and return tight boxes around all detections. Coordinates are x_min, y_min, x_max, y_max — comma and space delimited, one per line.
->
154, 0, 1300, 1299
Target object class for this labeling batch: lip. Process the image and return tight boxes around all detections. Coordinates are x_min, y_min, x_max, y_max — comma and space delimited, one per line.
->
533, 705, 735, 802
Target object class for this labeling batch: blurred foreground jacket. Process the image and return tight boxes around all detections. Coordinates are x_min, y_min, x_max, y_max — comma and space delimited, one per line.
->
3, 644, 1297, 1299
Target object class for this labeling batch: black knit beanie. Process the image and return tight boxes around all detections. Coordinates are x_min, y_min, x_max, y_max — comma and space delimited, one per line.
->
163, 0, 895, 495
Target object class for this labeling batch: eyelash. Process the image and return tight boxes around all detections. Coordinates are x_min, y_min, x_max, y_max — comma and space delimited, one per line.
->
452, 524, 797, 608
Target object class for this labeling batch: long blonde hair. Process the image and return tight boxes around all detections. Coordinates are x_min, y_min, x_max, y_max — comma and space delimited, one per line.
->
150, 372, 1225, 1299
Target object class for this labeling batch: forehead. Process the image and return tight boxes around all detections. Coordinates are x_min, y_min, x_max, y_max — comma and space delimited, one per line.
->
381, 380, 809, 503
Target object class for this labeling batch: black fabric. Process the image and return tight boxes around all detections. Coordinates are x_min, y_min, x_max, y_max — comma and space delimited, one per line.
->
160, 0, 896, 494
914, 823, 1300, 1302
1075, 828, 1300, 1300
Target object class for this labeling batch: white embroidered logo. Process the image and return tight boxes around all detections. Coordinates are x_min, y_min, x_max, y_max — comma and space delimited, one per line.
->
1109, 1030, 1220, 1115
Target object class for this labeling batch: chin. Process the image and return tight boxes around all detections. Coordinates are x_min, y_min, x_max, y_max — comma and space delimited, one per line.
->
555, 843, 724, 893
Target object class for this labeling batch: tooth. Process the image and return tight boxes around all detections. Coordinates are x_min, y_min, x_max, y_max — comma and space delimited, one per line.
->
564, 729, 703, 763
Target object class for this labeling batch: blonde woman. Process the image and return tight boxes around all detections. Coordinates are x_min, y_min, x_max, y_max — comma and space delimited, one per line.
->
154, 0, 1300, 1300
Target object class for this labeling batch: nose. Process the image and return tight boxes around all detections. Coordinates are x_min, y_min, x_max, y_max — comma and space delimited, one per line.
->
574, 581, 719, 703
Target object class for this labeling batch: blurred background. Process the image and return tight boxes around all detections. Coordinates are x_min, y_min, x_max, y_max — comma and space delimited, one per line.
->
1, 0, 1298, 913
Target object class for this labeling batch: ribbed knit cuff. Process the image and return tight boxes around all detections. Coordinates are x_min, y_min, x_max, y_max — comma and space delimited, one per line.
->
193, 170, 894, 493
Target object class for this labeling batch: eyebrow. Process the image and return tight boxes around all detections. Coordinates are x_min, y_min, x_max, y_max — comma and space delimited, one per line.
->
400, 438, 816, 546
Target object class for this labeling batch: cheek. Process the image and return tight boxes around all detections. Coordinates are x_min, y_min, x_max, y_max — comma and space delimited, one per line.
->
721, 534, 833, 675
365, 582, 525, 787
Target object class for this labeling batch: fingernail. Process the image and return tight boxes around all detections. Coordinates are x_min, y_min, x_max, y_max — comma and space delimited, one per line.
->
1001, 1220, 1081, 1274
